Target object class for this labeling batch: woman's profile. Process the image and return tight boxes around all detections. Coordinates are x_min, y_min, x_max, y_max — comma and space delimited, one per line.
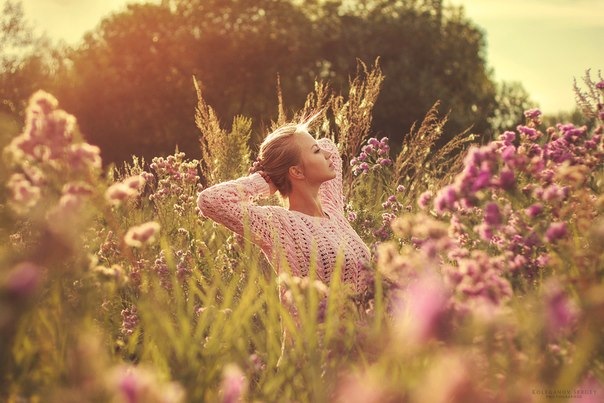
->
197, 113, 372, 296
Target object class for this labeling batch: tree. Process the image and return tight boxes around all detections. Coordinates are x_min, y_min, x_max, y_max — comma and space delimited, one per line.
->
315, 0, 498, 146
489, 81, 536, 137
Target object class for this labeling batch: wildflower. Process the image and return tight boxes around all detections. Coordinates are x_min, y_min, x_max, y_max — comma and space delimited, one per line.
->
394, 272, 449, 344
525, 203, 543, 218
417, 190, 433, 210
544, 222, 567, 243
347, 210, 357, 222
378, 157, 392, 166
484, 202, 502, 226
543, 280, 579, 336
68, 143, 102, 170
497, 169, 515, 191
498, 130, 516, 145
220, 364, 247, 403
123, 174, 146, 191
124, 222, 161, 248
433, 185, 456, 214
108, 365, 185, 403
517, 125, 540, 140
5, 262, 43, 298
121, 306, 139, 336
105, 183, 138, 206
396, 184, 405, 192
524, 108, 542, 120
596, 80, 604, 90
7, 173, 41, 214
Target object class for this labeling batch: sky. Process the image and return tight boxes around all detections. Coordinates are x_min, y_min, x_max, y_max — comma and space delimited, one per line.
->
18, 0, 604, 115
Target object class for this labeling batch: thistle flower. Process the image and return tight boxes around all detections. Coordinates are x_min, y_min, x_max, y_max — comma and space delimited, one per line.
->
124, 222, 161, 248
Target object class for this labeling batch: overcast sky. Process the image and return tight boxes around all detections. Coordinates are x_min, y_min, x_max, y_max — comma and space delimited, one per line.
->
19, 0, 604, 114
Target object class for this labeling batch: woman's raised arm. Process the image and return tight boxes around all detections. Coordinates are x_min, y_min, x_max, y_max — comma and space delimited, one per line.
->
197, 173, 279, 249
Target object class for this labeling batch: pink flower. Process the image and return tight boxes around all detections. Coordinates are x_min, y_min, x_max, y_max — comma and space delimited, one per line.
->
105, 183, 138, 206
124, 222, 161, 248
525, 203, 543, 218
68, 143, 102, 170
124, 175, 146, 191
497, 169, 516, 190
221, 364, 247, 403
7, 173, 41, 213
544, 222, 567, 243
543, 280, 579, 336
524, 108, 542, 119
484, 202, 502, 226
417, 190, 433, 210
5, 262, 43, 298
394, 272, 449, 344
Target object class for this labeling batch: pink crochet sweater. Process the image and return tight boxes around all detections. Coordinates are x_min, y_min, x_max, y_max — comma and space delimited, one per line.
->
197, 138, 372, 293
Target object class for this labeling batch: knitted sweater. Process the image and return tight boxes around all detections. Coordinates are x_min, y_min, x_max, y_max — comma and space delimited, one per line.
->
197, 138, 372, 293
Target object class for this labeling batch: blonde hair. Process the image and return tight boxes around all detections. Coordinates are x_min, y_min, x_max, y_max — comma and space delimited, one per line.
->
253, 113, 321, 196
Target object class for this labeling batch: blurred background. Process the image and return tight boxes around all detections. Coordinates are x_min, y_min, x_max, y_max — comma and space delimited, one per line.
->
1, 0, 602, 165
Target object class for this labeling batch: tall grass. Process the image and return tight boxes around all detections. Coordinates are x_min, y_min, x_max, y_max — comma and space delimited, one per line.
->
1, 66, 603, 402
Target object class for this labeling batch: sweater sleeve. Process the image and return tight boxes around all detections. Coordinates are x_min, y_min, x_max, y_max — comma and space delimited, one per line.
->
317, 138, 344, 213
197, 173, 278, 249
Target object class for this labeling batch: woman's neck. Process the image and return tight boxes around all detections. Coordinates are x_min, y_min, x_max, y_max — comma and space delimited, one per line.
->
287, 187, 325, 217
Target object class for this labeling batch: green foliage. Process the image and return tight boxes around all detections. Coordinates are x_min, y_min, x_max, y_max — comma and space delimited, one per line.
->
2, 0, 503, 165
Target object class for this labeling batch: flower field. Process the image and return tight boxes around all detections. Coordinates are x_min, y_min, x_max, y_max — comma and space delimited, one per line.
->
1, 65, 603, 402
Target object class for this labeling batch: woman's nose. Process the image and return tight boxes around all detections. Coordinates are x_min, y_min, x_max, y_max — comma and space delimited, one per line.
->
323, 149, 331, 159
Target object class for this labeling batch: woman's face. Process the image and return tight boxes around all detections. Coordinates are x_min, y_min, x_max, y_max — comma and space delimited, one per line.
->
293, 130, 336, 184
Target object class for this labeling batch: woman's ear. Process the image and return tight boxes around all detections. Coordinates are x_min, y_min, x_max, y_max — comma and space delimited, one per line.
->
288, 165, 305, 180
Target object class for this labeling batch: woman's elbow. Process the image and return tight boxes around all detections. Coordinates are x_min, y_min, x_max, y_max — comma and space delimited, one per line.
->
196, 190, 213, 218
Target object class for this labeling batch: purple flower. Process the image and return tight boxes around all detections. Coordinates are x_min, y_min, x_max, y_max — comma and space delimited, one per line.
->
378, 158, 392, 166
498, 169, 516, 190
544, 222, 567, 243
524, 108, 542, 119
498, 131, 516, 145
396, 184, 405, 193
596, 80, 604, 90
471, 171, 491, 191
524, 203, 543, 218
517, 125, 540, 140
396, 272, 449, 344
544, 280, 578, 335
368, 137, 380, 147
484, 202, 502, 226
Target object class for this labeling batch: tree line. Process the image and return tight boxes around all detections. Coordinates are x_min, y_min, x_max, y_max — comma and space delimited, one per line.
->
1, 0, 538, 165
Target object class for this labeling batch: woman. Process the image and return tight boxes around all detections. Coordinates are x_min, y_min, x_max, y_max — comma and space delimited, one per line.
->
197, 114, 372, 295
